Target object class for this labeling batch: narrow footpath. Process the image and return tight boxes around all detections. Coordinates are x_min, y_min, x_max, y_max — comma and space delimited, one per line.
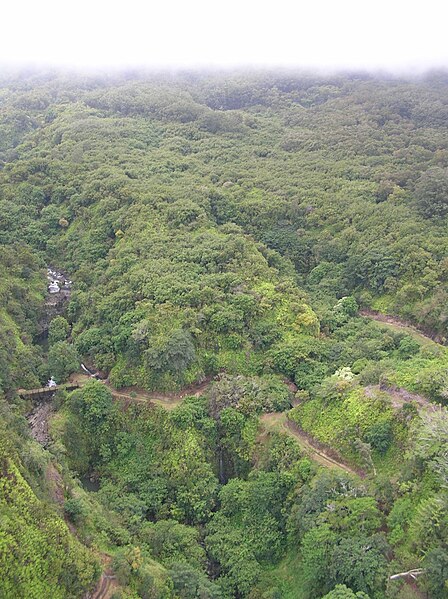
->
360, 308, 445, 345
70, 373, 211, 410
260, 411, 364, 477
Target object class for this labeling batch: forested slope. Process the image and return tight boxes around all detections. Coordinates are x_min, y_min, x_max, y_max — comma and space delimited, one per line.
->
1, 70, 448, 599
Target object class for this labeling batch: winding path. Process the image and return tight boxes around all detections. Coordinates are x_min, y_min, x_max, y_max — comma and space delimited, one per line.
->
70, 373, 211, 410
260, 411, 364, 477
365, 384, 439, 413
90, 571, 117, 599
360, 309, 445, 345
88, 553, 118, 599
73, 374, 367, 476
68, 374, 364, 476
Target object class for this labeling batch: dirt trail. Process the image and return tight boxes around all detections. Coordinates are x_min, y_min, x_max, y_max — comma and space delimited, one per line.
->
73, 375, 365, 476
86, 554, 118, 599
260, 412, 364, 477
365, 384, 439, 413
45, 462, 65, 506
108, 380, 210, 410
71, 374, 363, 476
360, 309, 444, 345
90, 571, 117, 599
70, 373, 211, 410
360, 310, 446, 413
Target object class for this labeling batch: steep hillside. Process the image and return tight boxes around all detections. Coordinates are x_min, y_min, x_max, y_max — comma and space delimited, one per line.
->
1, 71, 448, 599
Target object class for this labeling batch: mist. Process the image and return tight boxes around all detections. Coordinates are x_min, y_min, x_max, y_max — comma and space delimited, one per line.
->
3, 0, 448, 73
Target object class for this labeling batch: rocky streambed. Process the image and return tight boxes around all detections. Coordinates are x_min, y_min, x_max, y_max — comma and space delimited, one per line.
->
27, 267, 74, 445
36, 268, 72, 339
27, 400, 54, 447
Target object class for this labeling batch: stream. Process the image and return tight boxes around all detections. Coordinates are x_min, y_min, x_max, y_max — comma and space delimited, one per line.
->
36, 268, 72, 341
27, 267, 73, 445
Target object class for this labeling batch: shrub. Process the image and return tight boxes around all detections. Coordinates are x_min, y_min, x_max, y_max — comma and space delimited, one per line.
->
48, 316, 70, 344
397, 336, 420, 359
64, 497, 88, 524
364, 421, 393, 453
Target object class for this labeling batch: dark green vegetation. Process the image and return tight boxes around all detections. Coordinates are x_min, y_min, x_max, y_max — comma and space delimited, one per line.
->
0, 398, 100, 597
1, 70, 448, 598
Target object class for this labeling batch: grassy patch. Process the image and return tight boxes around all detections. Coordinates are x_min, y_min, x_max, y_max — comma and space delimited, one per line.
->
254, 551, 308, 599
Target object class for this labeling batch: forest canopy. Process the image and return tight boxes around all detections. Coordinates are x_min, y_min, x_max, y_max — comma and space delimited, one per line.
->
1, 70, 448, 599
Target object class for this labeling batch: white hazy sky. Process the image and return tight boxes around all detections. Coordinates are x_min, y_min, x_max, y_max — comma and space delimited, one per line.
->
3, 0, 448, 71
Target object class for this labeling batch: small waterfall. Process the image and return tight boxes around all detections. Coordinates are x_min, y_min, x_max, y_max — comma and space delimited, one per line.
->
81, 363, 94, 375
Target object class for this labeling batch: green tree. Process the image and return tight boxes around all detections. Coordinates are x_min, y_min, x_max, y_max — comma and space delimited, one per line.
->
321, 584, 369, 599
329, 535, 388, 596
424, 547, 448, 599
145, 329, 196, 376
415, 167, 448, 218
140, 520, 206, 570
168, 563, 221, 599
74, 380, 114, 432
48, 340, 79, 383
48, 315, 70, 345
364, 421, 393, 454
301, 525, 338, 595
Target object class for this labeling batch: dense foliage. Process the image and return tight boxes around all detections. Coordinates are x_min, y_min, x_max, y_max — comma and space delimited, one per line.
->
1, 70, 448, 598
0, 399, 100, 598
